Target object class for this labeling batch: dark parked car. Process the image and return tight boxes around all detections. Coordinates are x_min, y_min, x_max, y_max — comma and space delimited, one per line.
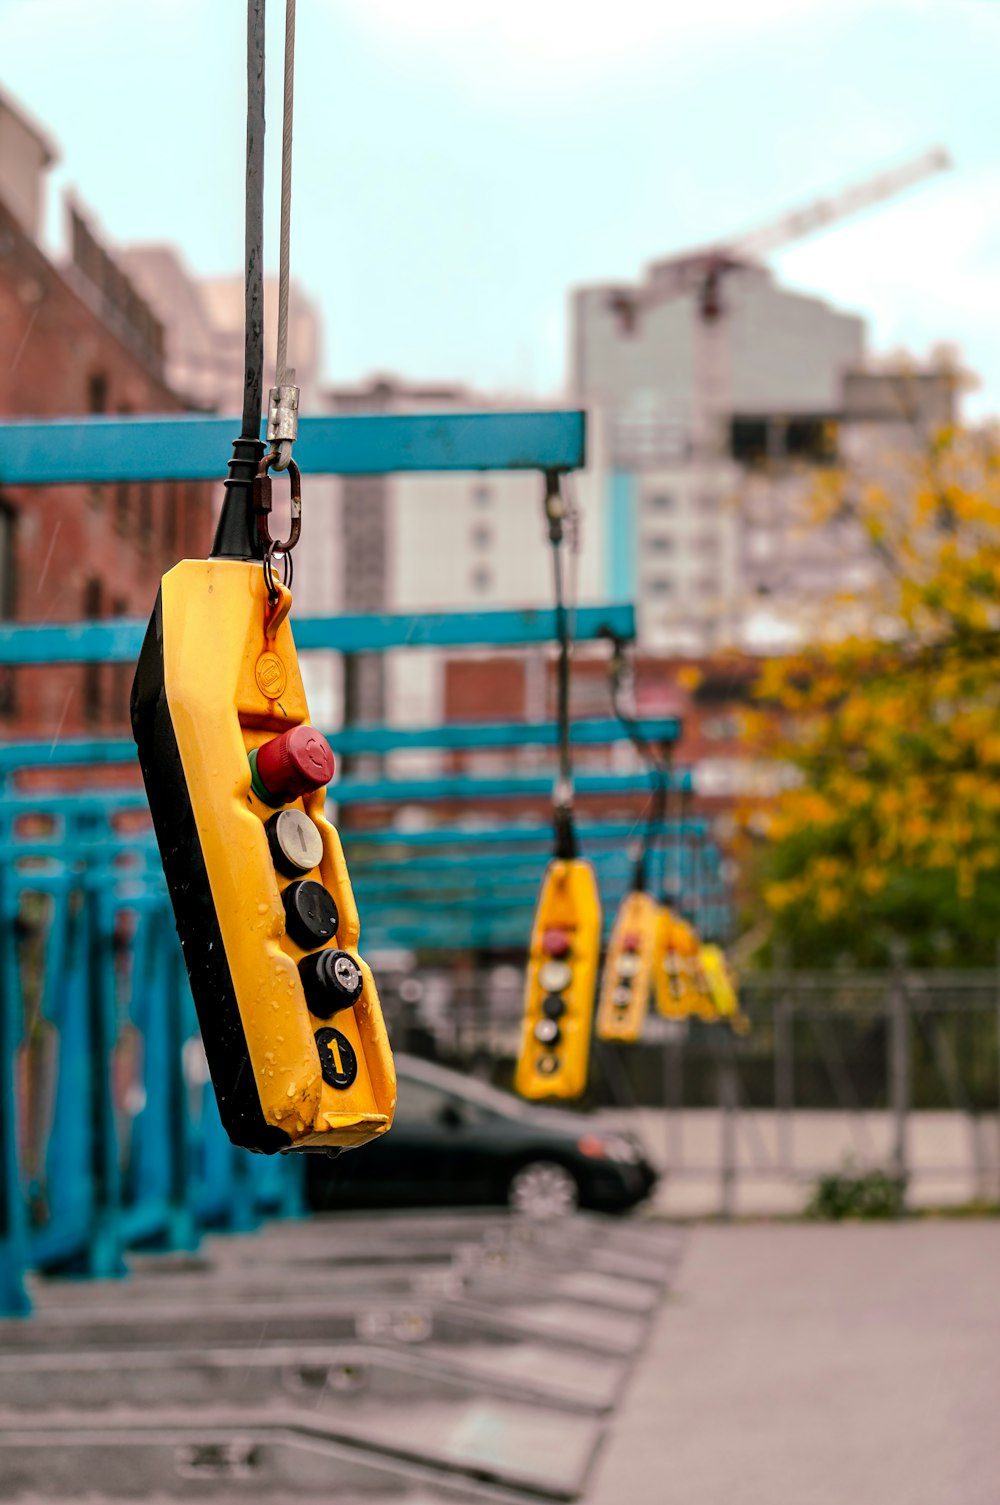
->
307, 1053, 657, 1217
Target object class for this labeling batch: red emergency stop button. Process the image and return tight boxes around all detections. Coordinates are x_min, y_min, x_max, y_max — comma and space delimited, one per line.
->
250, 726, 335, 806
542, 928, 571, 958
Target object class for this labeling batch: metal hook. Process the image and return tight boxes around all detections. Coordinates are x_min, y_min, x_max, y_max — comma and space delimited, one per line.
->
254, 451, 302, 555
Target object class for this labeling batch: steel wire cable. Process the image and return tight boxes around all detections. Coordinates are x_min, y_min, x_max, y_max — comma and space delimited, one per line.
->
241, 0, 266, 441
275, 0, 296, 391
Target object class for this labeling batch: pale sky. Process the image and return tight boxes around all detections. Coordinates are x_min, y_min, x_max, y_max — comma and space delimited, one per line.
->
4, 0, 998, 413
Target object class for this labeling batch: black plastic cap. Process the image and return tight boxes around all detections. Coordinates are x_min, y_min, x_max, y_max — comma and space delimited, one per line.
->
211, 435, 267, 560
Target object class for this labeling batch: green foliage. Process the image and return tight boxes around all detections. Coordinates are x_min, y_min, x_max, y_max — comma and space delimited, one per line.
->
745, 423, 1000, 967
806, 1164, 908, 1220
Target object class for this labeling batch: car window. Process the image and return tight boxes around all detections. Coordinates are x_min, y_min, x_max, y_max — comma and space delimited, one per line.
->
395, 1079, 449, 1125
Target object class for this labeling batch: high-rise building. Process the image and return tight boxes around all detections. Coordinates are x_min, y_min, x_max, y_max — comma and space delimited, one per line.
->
572, 258, 873, 648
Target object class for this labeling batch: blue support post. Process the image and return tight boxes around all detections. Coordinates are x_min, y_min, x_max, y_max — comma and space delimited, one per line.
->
0, 852, 29, 1315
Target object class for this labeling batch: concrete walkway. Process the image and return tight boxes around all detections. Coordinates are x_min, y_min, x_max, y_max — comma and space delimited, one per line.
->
587, 1221, 1000, 1505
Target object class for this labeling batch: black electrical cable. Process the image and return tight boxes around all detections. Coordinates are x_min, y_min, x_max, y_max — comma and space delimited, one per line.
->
212, 0, 267, 562
241, 0, 266, 442
545, 472, 577, 860
673, 779, 691, 915
605, 634, 668, 892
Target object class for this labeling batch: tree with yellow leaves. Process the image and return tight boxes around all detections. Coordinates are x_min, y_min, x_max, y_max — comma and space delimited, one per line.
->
747, 419, 1000, 966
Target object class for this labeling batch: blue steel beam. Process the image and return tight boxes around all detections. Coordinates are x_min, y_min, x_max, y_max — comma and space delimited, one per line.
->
0, 411, 586, 486
333, 769, 693, 806
0, 604, 634, 665
354, 874, 728, 903
352, 847, 717, 878
0, 769, 690, 810
0, 715, 675, 769
362, 907, 734, 952
347, 820, 710, 848
331, 715, 678, 755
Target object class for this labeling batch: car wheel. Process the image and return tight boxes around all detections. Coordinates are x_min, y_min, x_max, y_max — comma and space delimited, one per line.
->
507, 1161, 579, 1219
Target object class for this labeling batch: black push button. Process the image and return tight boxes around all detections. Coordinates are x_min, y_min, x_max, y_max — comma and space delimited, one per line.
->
315, 1027, 358, 1090
300, 948, 364, 1017
266, 808, 324, 877
541, 994, 566, 1021
283, 880, 339, 949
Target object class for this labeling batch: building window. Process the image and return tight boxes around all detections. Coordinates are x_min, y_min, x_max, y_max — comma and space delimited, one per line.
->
470, 524, 492, 550
646, 534, 675, 554
0, 503, 16, 714
472, 484, 492, 507
185, 483, 200, 557
470, 565, 493, 594
646, 576, 673, 596
704, 714, 741, 741
137, 483, 153, 552
645, 492, 675, 514
87, 372, 108, 414
163, 482, 178, 555
115, 483, 131, 536
692, 530, 720, 557
730, 418, 769, 464
83, 576, 103, 726
111, 597, 129, 726
0, 503, 16, 620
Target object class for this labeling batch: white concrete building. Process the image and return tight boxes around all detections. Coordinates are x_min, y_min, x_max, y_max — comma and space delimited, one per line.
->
572, 259, 870, 649
321, 376, 608, 733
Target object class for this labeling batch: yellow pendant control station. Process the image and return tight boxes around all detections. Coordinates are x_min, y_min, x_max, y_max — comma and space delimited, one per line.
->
653, 907, 716, 1023
131, 558, 396, 1155
515, 858, 602, 1101
596, 889, 658, 1043
699, 943, 749, 1033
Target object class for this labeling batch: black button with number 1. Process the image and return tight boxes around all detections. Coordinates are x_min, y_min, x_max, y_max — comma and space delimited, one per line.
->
315, 1027, 358, 1090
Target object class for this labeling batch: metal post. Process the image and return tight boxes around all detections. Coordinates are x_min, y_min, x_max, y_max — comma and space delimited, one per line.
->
0, 846, 29, 1315
718, 1037, 738, 1220
995, 942, 1000, 1201
775, 993, 794, 1171
889, 953, 910, 1185
662, 1020, 686, 1183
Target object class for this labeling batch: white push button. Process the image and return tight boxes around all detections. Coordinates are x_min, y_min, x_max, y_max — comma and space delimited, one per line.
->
266, 808, 324, 877
538, 959, 572, 993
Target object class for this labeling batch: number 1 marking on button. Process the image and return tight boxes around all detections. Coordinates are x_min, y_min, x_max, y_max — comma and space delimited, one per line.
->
329, 1035, 345, 1077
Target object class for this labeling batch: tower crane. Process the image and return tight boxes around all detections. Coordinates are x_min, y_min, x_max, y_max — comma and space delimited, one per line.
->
613, 148, 951, 327
607, 148, 952, 456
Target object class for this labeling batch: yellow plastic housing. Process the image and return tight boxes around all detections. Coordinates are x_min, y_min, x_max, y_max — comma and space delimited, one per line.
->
160, 558, 396, 1150
515, 857, 602, 1101
596, 889, 657, 1043
699, 943, 750, 1033
652, 906, 717, 1022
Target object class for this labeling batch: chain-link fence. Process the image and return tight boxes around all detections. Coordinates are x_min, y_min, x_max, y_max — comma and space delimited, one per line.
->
384, 965, 1000, 1218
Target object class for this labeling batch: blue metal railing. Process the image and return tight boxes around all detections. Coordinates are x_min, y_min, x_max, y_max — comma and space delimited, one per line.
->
0, 802, 300, 1316
0, 407, 729, 1315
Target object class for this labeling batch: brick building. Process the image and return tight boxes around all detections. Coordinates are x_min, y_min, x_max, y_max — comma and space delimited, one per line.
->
0, 86, 214, 739
440, 646, 773, 838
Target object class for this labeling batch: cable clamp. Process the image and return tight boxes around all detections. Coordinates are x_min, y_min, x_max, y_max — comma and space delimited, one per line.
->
267, 380, 300, 471
543, 470, 566, 545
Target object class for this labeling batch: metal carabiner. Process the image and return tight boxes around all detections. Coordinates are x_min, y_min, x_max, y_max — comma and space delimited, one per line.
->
254, 451, 302, 555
